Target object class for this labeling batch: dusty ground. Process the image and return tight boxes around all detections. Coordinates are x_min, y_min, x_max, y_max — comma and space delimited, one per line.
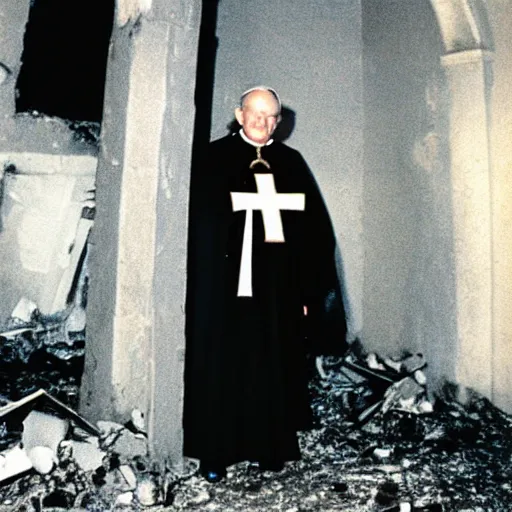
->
0, 336, 511, 511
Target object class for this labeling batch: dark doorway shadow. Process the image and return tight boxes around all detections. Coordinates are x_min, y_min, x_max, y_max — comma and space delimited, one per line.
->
192, 0, 220, 160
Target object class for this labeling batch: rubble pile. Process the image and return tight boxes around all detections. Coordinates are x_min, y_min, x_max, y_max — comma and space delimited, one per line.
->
0, 334, 511, 510
0, 300, 85, 408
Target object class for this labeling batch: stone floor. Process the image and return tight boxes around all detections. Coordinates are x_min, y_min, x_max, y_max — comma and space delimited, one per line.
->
0, 331, 511, 511
166, 357, 512, 511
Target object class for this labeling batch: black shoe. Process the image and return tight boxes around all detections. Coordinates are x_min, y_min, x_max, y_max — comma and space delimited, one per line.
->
258, 460, 285, 472
199, 464, 226, 483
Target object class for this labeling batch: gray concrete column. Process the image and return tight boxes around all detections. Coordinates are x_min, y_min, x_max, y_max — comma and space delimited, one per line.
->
0, 1, 30, 116
441, 49, 493, 399
81, 1, 201, 465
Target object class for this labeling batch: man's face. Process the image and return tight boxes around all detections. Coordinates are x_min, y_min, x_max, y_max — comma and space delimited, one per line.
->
235, 90, 281, 145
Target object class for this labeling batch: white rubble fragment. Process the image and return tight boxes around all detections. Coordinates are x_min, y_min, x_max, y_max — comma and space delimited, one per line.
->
315, 356, 328, 379
28, 446, 55, 474
135, 476, 160, 506
22, 410, 69, 454
397, 396, 416, 410
417, 400, 434, 414
0, 445, 33, 482
377, 465, 402, 474
0, 63, 11, 84
119, 464, 138, 490
399, 503, 412, 511
373, 448, 393, 460
367, 353, 386, 371
10, 297, 38, 322
65, 304, 86, 334
129, 409, 146, 433
413, 369, 427, 385
115, 492, 134, 506
68, 437, 106, 472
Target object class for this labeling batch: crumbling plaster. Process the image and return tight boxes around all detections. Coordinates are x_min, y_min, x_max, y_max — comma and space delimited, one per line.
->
362, 0, 512, 410
0, 116, 98, 323
487, 0, 512, 413
362, 0, 456, 387
0, 1, 99, 324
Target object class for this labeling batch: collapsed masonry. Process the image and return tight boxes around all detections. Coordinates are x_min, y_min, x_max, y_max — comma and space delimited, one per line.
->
0, 343, 509, 510
0, 116, 98, 326
0, 0, 202, 466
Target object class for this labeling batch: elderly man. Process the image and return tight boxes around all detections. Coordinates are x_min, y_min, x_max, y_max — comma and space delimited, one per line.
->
184, 86, 346, 482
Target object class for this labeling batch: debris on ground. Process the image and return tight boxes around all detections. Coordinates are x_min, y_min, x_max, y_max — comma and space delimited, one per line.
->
0, 331, 511, 510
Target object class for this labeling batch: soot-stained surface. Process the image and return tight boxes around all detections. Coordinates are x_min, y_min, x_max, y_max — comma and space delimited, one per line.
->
0, 330, 511, 511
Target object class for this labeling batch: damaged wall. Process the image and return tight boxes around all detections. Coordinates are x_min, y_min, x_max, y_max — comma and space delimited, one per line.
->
211, 0, 365, 341
488, 1, 512, 413
0, 0, 99, 323
362, 0, 512, 412
361, 1, 457, 388
0, 0, 109, 323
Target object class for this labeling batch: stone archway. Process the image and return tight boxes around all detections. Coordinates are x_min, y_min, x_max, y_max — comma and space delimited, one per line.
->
361, 0, 499, 405
429, 0, 495, 400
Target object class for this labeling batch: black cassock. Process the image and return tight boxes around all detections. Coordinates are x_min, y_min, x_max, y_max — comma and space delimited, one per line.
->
184, 132, 346, 467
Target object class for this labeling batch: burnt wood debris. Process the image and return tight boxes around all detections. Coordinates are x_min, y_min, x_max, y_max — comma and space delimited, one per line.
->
0, 312, 511, 510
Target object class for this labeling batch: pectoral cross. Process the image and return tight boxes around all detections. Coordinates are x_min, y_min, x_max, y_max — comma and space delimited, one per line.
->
230, 173, 305, 297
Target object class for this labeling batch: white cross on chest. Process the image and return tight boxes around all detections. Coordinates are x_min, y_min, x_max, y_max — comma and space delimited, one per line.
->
230, 173, 305, 297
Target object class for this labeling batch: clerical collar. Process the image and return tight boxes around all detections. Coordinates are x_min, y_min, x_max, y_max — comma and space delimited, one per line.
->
238, 129, 274, 147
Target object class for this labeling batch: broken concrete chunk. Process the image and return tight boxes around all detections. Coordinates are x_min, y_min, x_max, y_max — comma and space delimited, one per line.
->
417, 400, 434, 414
10, 297, 38, 323
0, 389, 99, 437
28, 445, 56, 474
381, 377, 425, 414
0, 444, 32, 482
112, 429, 148, 461
413, 369, 427, 385
135, 475, 162, 507
119, 464, 137, 490
367, 353, 386, 371
401, 353, 425, 374
128, 409, 146, 434
22, 410, 69, 454
315, 356, 328, 379
115, 491, 134, 506
96, 420, 125, 449
68, 437, 106, 472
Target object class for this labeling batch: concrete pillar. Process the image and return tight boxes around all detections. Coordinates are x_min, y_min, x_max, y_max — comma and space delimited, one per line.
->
0, 1, 30, 116
81, 1, 201, 465
441, 49, 493, 398
488, 2, 512, 414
